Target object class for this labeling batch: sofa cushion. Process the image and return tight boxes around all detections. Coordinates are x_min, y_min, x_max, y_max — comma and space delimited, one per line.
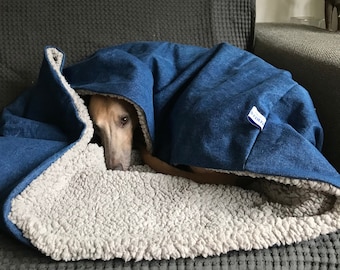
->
254, 23, 340, 171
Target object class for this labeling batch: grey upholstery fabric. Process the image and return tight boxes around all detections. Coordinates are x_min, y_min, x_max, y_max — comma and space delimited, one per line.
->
254, 23, 340, 172
0, 0, 255, 111
1, 230, 340, 270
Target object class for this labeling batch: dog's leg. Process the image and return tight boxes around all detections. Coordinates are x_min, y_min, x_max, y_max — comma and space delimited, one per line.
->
140, 148, 243, 185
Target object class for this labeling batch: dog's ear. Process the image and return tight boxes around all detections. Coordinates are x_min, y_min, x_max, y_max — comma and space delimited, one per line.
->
83, 94, 101, 145
82, 95, 91, 107
133, 126, 146, 150
90, 127, 102, 146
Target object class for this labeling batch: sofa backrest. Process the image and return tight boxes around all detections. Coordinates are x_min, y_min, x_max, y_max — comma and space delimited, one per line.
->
0, 0, 255, 111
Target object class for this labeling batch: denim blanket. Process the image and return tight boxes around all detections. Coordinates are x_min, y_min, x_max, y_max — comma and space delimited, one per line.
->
0, 42, 339, 261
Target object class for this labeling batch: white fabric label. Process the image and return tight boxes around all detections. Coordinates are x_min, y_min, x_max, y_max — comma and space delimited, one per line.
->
247, 106, 266, 130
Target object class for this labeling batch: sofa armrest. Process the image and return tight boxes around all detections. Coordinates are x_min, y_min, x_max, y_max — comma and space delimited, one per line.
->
254, 23, 340, 171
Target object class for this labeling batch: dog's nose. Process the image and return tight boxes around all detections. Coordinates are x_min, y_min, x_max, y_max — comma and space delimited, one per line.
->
105, 158, 125, 170
112, 163, 123, 170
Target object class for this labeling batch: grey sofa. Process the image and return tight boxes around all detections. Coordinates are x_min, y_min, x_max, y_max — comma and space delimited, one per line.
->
1, 1, 340, 269
254, 23, 340, 173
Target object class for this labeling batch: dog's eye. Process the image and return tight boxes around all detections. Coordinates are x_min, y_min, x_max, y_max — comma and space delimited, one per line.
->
120, 116, 129, 127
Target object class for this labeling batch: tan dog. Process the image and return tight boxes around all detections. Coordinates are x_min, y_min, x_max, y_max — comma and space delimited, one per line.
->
140, 149, 240, 185
89, 95, 246, 186
88, 95, 139, 170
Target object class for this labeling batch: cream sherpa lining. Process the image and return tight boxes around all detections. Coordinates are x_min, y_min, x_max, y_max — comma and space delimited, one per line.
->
8, 48, 340, 262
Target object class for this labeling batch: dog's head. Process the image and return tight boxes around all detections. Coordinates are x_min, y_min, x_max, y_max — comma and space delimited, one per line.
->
88, 95, 138, 170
